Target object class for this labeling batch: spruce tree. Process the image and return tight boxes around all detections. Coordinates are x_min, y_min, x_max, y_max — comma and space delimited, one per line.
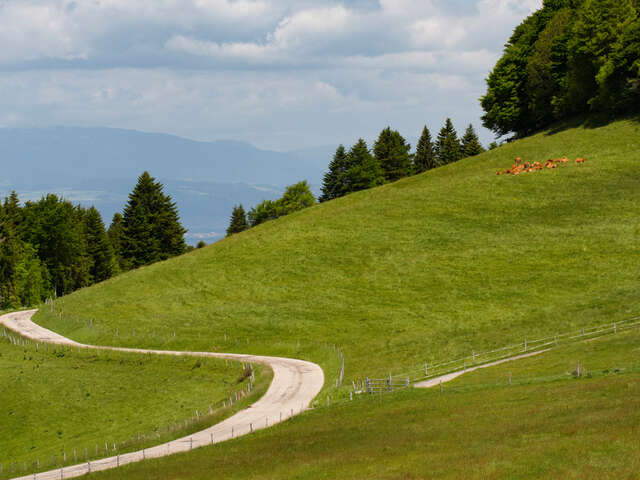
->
108, 213, 127, 271
319, 145, 350, 202
121, 172, 186, 268
346, 139, 384, 192
374, 127, 412, 182
435, 118, 462, 166
413, 125, 437, 173
226, 205, 249, 236
84, 207, 115, 283
460, 124, 486, 158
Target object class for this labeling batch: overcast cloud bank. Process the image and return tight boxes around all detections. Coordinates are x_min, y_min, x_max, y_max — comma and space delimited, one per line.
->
0, 0, 542, 149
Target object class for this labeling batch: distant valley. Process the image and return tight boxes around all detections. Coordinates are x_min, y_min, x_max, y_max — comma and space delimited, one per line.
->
0, 127, 332, 243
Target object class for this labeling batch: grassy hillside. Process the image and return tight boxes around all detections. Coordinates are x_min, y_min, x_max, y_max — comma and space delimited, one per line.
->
0, 335, 270, 478
35, 119, 640, 383
84, 327, 640, 480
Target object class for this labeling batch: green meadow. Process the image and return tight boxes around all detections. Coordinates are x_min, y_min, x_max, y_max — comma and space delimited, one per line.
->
35, 119, 640, 384
84, 327, 640, 480
0, 334, 270, 479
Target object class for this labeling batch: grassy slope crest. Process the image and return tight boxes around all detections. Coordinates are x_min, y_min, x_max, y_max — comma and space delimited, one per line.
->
36, 119, 640, 383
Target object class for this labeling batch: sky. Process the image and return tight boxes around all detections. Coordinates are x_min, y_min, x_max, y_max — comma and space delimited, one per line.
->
0, 0, 542, 151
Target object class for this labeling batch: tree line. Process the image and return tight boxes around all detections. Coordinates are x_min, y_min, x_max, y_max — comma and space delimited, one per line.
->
0, 171, 187, 309
482, 0, 640, 137
319, 120, 484, 202
226, 119, 484, 236
226, 181, 316, 236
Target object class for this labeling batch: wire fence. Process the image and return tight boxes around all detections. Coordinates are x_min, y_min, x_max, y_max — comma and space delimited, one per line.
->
359, 315, 640, 387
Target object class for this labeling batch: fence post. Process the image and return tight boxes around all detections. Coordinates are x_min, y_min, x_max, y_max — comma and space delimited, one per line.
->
439, 379, 442, 394
614, 322, 617, 334
509, 372, 511, 385
524, 337, 527, 351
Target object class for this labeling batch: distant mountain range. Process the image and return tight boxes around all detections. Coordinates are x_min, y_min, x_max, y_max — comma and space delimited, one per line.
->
0, 127, 334, 243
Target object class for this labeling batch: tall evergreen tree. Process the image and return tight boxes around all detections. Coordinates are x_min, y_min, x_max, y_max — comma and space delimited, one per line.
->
413, 125, 437, 173
108, 212, 127, 271
435, 119, 462, 166
226, 205, 249, 236
84, 207, 115, 283
319, 145, 350, 202
374, 127, 412, 182
121, 172, 186, 268
460, 124, 486, 158
345, 139, 384, 193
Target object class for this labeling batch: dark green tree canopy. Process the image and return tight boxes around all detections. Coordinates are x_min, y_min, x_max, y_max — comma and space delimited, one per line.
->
346, 139, 384, 192
435, 119, 462, 166
373, 127, 412, 182
460, 124, 486, 158
121, 171, 186, 268
85, 206, 115, 283
319, 145, 350, 202
226, 204, 249, 236
22, 194, 89, 296
481, 0, 640, 136
413, 125, 437, 173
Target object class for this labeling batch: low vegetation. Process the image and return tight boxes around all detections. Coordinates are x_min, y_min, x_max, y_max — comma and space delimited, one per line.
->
0, 334, 271, 479
34, 119, 640, 385
82, 327, 640, 480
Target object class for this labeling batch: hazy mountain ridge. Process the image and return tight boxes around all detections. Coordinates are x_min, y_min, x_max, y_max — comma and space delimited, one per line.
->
0, 127, 330, 243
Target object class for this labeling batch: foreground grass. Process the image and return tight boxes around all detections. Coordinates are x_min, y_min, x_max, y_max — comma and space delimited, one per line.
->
84, 329, 640, 479
35, 119, 640, 384
0, 336, 271, 478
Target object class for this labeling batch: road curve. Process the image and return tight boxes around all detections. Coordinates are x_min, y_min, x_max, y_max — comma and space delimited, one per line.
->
0, 310, 325, 480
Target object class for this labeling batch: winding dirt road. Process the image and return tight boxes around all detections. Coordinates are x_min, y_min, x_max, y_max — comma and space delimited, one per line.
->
0, 310, 324, 480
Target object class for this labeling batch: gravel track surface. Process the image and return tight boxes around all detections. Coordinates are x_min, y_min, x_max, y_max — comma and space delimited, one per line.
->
0, 310, 324, 480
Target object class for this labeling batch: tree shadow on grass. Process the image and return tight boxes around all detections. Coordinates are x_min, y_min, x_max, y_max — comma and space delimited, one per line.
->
543, 113, 640, 137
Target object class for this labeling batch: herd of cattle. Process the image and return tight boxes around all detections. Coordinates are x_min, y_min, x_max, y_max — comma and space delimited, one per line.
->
497, 156, 586, 176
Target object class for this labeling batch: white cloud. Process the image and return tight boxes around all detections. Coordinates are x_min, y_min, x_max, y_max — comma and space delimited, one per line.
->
0, 0, 545, 148
411, 18, 467, 48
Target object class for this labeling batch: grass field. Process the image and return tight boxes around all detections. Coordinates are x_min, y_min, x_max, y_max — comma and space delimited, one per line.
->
34, 119, 640, 387
83, 327, 640, 480
0, 334, 271, 479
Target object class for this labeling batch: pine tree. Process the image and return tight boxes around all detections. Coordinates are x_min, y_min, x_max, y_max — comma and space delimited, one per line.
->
460, 124, 486, 158
435, 118, 462, 166
226, 205, 249, 236
121, 172, 186, 268
319, 145, 350, 202
413, 125, 437, 173
108, 213, 127, 271
84, 207, 115, 283
345, 139, 384, 193
374, 127, 412, 182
